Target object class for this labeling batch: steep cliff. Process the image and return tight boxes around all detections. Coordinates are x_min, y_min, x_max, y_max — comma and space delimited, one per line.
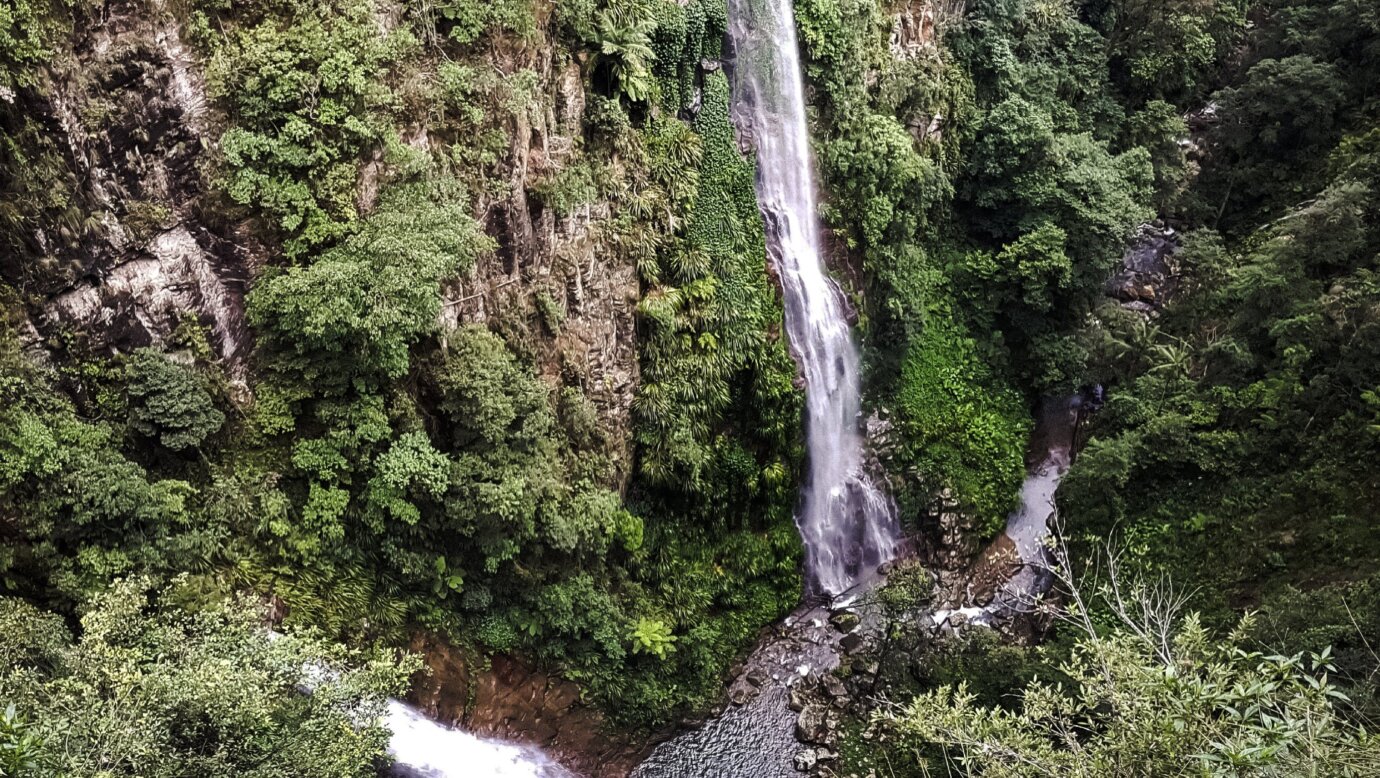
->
0, 0, 806, 743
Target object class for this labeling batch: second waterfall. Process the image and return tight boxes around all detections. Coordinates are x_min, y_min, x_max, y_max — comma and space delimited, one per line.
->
728, 0, 902, 595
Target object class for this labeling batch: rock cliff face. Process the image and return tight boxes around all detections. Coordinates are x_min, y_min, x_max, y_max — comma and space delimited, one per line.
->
8, 0, 647, 763
438, 38, 641, 485
7, 0, 257, 380
407, 635, 651, 777
9, 1, 641, 466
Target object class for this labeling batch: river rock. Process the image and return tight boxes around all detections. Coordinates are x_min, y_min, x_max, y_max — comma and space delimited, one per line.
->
795, 703, 834, 745
840, 632, 864, 654
820, 673, 847, 701
793, 748, 818, 772
829, 611, 860, 633
1104, 223, 1179, 312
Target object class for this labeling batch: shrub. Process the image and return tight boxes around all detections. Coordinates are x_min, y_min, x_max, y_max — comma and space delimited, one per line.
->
125, 349, 224, 451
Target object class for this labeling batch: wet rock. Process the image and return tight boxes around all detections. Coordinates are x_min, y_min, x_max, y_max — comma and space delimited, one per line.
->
820, 674, 847, 701
746, 668, 768, 687
793, 748, 818, 772
729, 685, 754, 706
1105, 223, 1179, 312
789, 685, 810, 712
795, 704, 834, 745
829, 611, 859, 633
839, 632, 864, 654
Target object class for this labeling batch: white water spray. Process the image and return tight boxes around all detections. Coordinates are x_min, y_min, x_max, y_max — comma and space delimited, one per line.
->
387, 700, 571, 778
728, 0, 902, 595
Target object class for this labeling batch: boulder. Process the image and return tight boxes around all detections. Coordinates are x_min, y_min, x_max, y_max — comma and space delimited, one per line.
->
829, 611, 860, 633
795, 704, 832, 745
820, 673, 847, 701
840, 632, 864, 654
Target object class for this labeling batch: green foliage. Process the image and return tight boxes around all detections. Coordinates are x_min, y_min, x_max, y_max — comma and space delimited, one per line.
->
437, 326, 554, 450
0, 578, 415, 777
963, 97, 1153, 297
0, 0, 71, 91
422, 0, 535, 46
565, 0, 661, 103
1186, 0, 1378, 228
629, 616, 677, 659
1089, 0, 1248, 104
248, 176, 487, 393
895, 312, 1030, 527
1063, 134, 1380, 623
1121, 99, 1192, 209
820, 111, 948, 248
531, 161, 600, 218
0, 324, 232, 603
883, 614, 1380, 776
125, 349, 225, 451
633, 73, 803, 514
1205, 55, 1349, 223
202, 2, 413, 256
0, 704, 41, 778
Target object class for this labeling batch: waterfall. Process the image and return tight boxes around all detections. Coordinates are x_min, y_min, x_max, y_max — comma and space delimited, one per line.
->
728, 0, 902, 595
387, 700, 571, 778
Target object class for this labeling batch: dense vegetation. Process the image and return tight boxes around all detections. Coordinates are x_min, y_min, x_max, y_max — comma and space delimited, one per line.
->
814, 0, 1380, 773
1, 0, 805, 742
0, 577, 412, 777
0, 0, 1376, 772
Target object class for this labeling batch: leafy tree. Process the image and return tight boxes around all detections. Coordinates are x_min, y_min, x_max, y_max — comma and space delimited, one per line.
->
202, 3, 413, 255
125, 349, 225, 451
248, 177, 488, 394
1206, 55, 1349, 223
0, 577, 415, 777
436, 326, 555, 450
1090, 0, 1247, 104
884, 613, 1380, 776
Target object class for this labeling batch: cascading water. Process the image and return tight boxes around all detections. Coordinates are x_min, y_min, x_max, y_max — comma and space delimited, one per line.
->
387, 701, 571, 778
729, 0, 902, 595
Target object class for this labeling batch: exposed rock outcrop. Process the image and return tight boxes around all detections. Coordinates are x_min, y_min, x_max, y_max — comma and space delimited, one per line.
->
408, 635, 651, 777
1106, 223, 1181, 314
8, 0, 256, 380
